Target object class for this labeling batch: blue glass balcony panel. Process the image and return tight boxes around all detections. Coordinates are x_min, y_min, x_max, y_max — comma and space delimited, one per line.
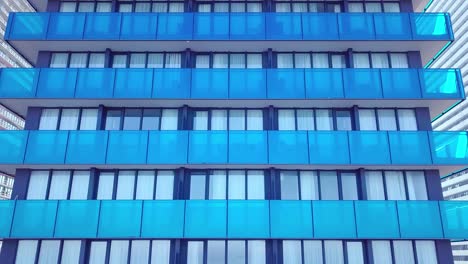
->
411, 13, 452, 40
191, 69, 229, 99
84, 13, 122, 39
120, 13, 157, 40
270, 200, 313, 238
267, 69, 305, 99
302, 13, 339, 40
0, 68, 37, 98
228, 131, 268, 164
147, 131, 188, 164
66, 131, 108, 164
227, 200, 269, 238
106, 131, 148, 164
440, 201, 468, 239
420, 69, 464, 99
266, 13, 302, 40
349, 131, 391, 165
373, 13, 411, 40
388, 132, 432, 165
229, 69, 267, 98
54, 200, 99, 238
343, 69, 382, 98
157, 13, 193, 40
141, 200, 185, 238
355, 201, 399, 238
24, 131, 68, 164
308, 131, 350, 164
8, 13, 49, 40
0, 201, 15, 237
37, 68, 76, 98
313, 201, 356, 238
381, 69, 421, 98
152, 69, 191, 99
338, 14, 375, 40
11, 200, 57, 238
305, 69, 344, 98
268, 131, 309, 164
229, 13, 265, 40
98, 200, 143, 238
193, 13, 229, 40
185, 200, 227, 238
397, 201, 443, 238
75, 69, 114, 98
0, 131, 27, 164
189, 131, 228, 164
48, 13, 85, 40
114, 69, 153, 98
429, 132, 468, 164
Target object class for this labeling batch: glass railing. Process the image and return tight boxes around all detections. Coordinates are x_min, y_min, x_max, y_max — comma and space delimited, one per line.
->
0, 130, 467, 166
0, 68, 464, 100
6, 12, 453, 41
1, 200, 467, 239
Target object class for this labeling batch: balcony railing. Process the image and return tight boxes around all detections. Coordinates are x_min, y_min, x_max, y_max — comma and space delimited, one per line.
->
0, 68, 463, 100
0, 130, 467, 166
0, 200, 467, 239
5, 12, 453, 41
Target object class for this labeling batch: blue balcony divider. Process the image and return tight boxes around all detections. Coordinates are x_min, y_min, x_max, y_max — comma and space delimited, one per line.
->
388, 131, 432, 164
229, 69, 267, 98
305, 69, 344, 98
397, 201, 443, 238
114, 69, 153, 98
0, 68, 38, 98
24, 131, 68, 164
75, 69, 115, 98
227, 200, 270, 238
313, 201, 356, 238
270, 200, 313, 238
429, 132, 468, 165
411, 13, 451, 40
8, 13, 49, 39
266, 13, 302, 40
268, 131, 309, 164
381, 69, 422, 98
185, 200, 227, 238
228, 131, 268, 164
0, 131, 27, 164
348, 131, 391, 164
98, 200, 143, 238
343, 69, 382, 98
48, 13, 86, 40
229, 13, 265, 40
373, 13, 412, 40
191, 69, 229, 98
0, 201, 15, 238
439, 201, 468, 239
106, 131, 149, 164
147, 131, 188, 164
338, 13, 375, 40
152, 69, 191, 98
193, 13, 229, 40
141, 200, 185, 238
308, 131, 350, 164
420, 69, 465, 99
120, 13, 158, 40
65, 131, 108, 164
188, 131, 228, 164
302, 13, 339, 40
267, 69, 306, 99
10, 200, 58, 238
355, 201, 400, 238
84, 13, 122, 39
157, 13, 193, 40
36, 68, 77, 98
54, 200, 100, 238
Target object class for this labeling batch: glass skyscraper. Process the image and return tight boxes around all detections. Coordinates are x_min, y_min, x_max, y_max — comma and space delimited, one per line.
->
0, 0, 467, 263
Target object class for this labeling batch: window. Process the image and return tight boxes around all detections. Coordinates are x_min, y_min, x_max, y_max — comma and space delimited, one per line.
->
282, 240, 362, 264
192, 109, 264, 130
197, 1, 262, 12
278, 109, 351, 131
26, 170, 90, 200
275, 1, 342, 12
358, 108, 417, 131
371, 240, 438, 264
276, 53, 346, 68
348, 1, 400, 13
111, 52, 183, 68
50, 52, 105, 68
364, 171, 428, 200
194, 53, 263, 68
118, 1, 184, 12
88, 240, 171, 264
187, 240, 266, 264
105, 108, 179, 130
353, 52, 409, 68
16, 240, 82, 264
39, 108, 98, 130
60, 1, 112, 12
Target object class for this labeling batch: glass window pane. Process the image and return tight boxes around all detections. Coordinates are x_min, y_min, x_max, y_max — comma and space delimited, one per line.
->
300, 171, 319, 200
278, 110, 295, 130
38, 240, 60, 264
394, 240, 415, 264
112, 55, 128, 68
165, 53, 181, 68
105, 110, 122, 130
372, 241, 392, 264
80, 109, 98, 130
78, 2, 95, 12
123, 109, 142, 130
187, 241, 204, 264
230, 110, 246, 130
316, 110, 333, 130
97, 172, 115, 200
96, 3, 112, 12
153, 3, 168, 12
130, 54, 147, 68
297, 110, 314, 130
353, 54, 370, 68
282, 240, 302, 264
324, 240, 344, 264
247, 54, 263, 69
228, 240, 245, 264
416, 241, 437, 264
398, 109, 417, 131
377, 109, 397, 131
366, 3, 382, 12
39, 109, 59, 130
48, 171, 71, 200
211, 110, 228, 130
384, 3, 400, 12
213, 54, 229, 68
312, 54, 329, 68
190, 174, 206, 200
248, 240, 266, 264
119, 3, 133, 12
341, 173, 359, 200
390, 53, 408, 68
116, 171, 136, 200
161, 109, 178, 130
89, 54, 105, 68
347, 242, 364, 264
151, 240, 171, 264
247, 171, 265, 200
406, 171, 428, 200
385, 171, 407, 200
208, 241, 226, 264
60, 3, 76, 12
61, 240, 82, 264
89, 241, 107, 264
60, 109, 80, 130
332, 55, 346, 68
135, 3, 151, 12
359, 109, 377, 131
280, 171, 299, 200
228, 171, 246, 200
109, 240, 129, 264
196, 55, 210, 68
349, 3, 364, 12
277, 54, 293, 68
336, 110, 352, 131
50, 53, 69, 68
230, 54, 245, 69
130, 240, 150, 264
27, 171, 49, 200
303, 241, 323, 263
156, 171, 174, 200
70, 53, 88, 68
365, 171, 385, 200
16, 240, 38, 264
148, 54, 164, 68
294, 53, 311, 68
320, 172, 339, 200
247, 110, 263, 130
371, 53, 390, 68
142, 109, 161, 130
136, 171, 155, 200
194, 111, 208, 130
70, 171, 90, 200
209, 171, 227, 199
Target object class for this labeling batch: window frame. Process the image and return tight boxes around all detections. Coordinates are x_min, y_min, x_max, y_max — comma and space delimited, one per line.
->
274, 51, 348, 68
357, 107, 418, 131
104, 107, 180, 131
195, 1, 264, 12
110, 52, 185, 68
26, 170, 91, 200
348, 0, 401, 13
189, 108, 266, 131
352, 52, 409, 68
193, 52, 265, 69
59, 0, 113, 12
49, 52, 106, 68
39, 107, 99, 130
276, 108, 355, 131
273, 0, 344, 12
363, 170, 429, 200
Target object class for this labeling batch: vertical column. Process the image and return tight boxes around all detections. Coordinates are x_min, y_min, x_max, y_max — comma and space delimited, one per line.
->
0, 240, 18, 264
415, 107, 432, 131
11, 169, 30, 200
24, 107, 42, 130
408, 51, 423, 68
36, 51, 52, 68
352, 105, 360, 130
46, 0, 61, 12
96, 105, 106, 130
78, 240, 88, 264
399, 0, 414, 12
174, 168, 186, 199
436, 240, 454, 264
347, 48, 354, 68
425, 170, 444, 200
357, 168, 367, 200
87, 168, 99, 200
104, 49, 113, 68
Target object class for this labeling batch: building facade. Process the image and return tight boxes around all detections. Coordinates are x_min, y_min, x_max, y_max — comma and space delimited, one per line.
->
0, 0, 467, 263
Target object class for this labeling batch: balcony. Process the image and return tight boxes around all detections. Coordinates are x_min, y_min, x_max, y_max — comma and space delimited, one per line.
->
0, 200, 467, 239
5, 12, 453, 65
0, 68, 463, 117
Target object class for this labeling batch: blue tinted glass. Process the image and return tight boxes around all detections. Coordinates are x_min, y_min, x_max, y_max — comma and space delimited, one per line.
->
228, 200, 269, 238
268, 69, 306, 99
381, 69, 421, 98
229, 131, 268, 164
37, 69, 76, 98
0, 201, 15, 237
430, 132, 468, 164
157, 13, 193, 40
153, 69, 191, 98
388, 132, 432, 165
11, 200, 57, 238
374, 14, 411, 40
121, 13, 157, 40
305, 69, 344, 98
107, 131, 148, 164
343, 69, 382, 98
338, 14, 375, 40
185, 200, 227, 238
66, 131, 108, 164
0, 131, 27, 164
114, 69, 153, 98
0, 68, 38, 98
269, 131, 309, 164
349, 131, 391, 164
194, 13, 229, 40
25, 131, 68, 164
355, 201, 399, 238
411, 13, 449, 40
98, 201, 143, 238
147, 131, 188, 164
420, 69, 463, 99
191, 69, 229, 99
302, 13, 338, 40
84, 13, 122, 39
55, 200, 99, 238
229, 69, 267, 98
9, 13, 49, 39
440, 201, 468, 239
313, 201, 356, 238
230, 13, 265, 40
397, 201, 443, 238
266, 13, 302, 40
141, 200, 184, 238
309, 131, 350, 164
270, 200, 313, 238
48, 13, 85, 39
75, 69, 114, 98
189, 131, 228, 164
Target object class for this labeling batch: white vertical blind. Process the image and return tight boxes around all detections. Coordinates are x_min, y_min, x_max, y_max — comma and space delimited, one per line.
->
209, 171, 227, 199
247, 110, 263, 130
297, 110, 314, 130
282, 240, 302, 264
278, 110, 295, 130
248, 240, 266, 264
358, 109, 377, 130
341, 173, 359, 200
16, 240, 38, 264
190, 174, 206, 200
148, 54, 164, 68
228, 171, 245, 199
109, 240, 129, 264
247, 54, 263, 68
277, 54, 293, 68
229, 54, 244, 68
151, 240, 171, 264
247, 171, 265, 199
353, 54, 371, 68
320, 172, 339, 200
347, 242, 364, 264
89, 241, 107, 264
371, 53, 390, 68
79, 109, 98, 130
406, 171, 428, 200
211, 110, 228, 130
416, 241, 437, 264
377, 109, 397, 131
196, 55, 210, 68
207, 241, 226, 264
398, 109, 418, 131
228, 240, 245, 264
390, 53, 409, 68
187, 241, 204, 264
214, 54, 229, 68
312, 54, 329, 68
50, 53, 68, 68
316, 110, 333, 130
300, 171, 319, 200
69, 53, 88, 68
161, 109, 178, 130
230, 110, 246, 130
385, 171, 407, 200
303, 241, 323, 263
294, 53, 311, 68
38, 240, 60, 264
365, 171, 386, 200
155, 171, 174, 200
280, 171, 299, 200
39, 109, 59, 130
324, 240, 344, 264
48, 171, 71, 200
130, 240, 150, 264
70, 171, 90, 200
61, 240, 82, 264
371, 241, 392, 264
194, 111, 209, 130
60, 3, 76, 12
59, 109, 80, 130
27, 171, 49, 200
130, 54, 147, 68
393, 240, 416, 264
97, 172, 115, 200
89, 54, 105, 68
112, 55, 127, 68
136, 171, 155, 200
116, 171, 135, 200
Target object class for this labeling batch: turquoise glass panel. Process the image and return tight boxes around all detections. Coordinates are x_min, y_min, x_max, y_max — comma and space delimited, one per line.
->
411, 13, 450, 40
0, 201, 15, 237
429, 132, 468, 164
191, 69, 229, 98
0, 131, 27, 164
374, 13, 411, 40
305, 69, 344, 98
48, 13, 85, 39
75, 69, 114, 98
188, 131, 228, 164
107, 131, 148, 164
355, 201, 399, 238
84, 13, 122, 39
121, 13, 157, 40
269, 131, 309, 164
66, 131, 108, 164
8, 13, 49, 39
141, 200, 185, 238
313, 201, 356, 238
229, 69, 267, 98
270, 200, 313, 238
338, 14, 375, 40
343, 69, 382, 98
420, 69, 463, 99
230, 13, 265, 40
268, 69, 305, 99
228, 131, 268, 164
227, 200, 269, 238
55, 200, 99, 238
381, 69, 421, 98
302, 13, 338, 40
185, 200, 227, 238
157, 13, 193, 40
36, 68, 76, 98
349, 131, 391, 164
98, 200, 143, 238
388, 132, 432, 165
266, 13, 302, 39
25, 131, 68, 164
147, 131, 188, 164
440, 201, 468, 239
114, 69, 153, 98
0, 68, 38, 98
308, 131, 349, 164
11, 200, 57, 238
193, 13, 229, 39
397, 201, 443, 238
153, 69, 190, 98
